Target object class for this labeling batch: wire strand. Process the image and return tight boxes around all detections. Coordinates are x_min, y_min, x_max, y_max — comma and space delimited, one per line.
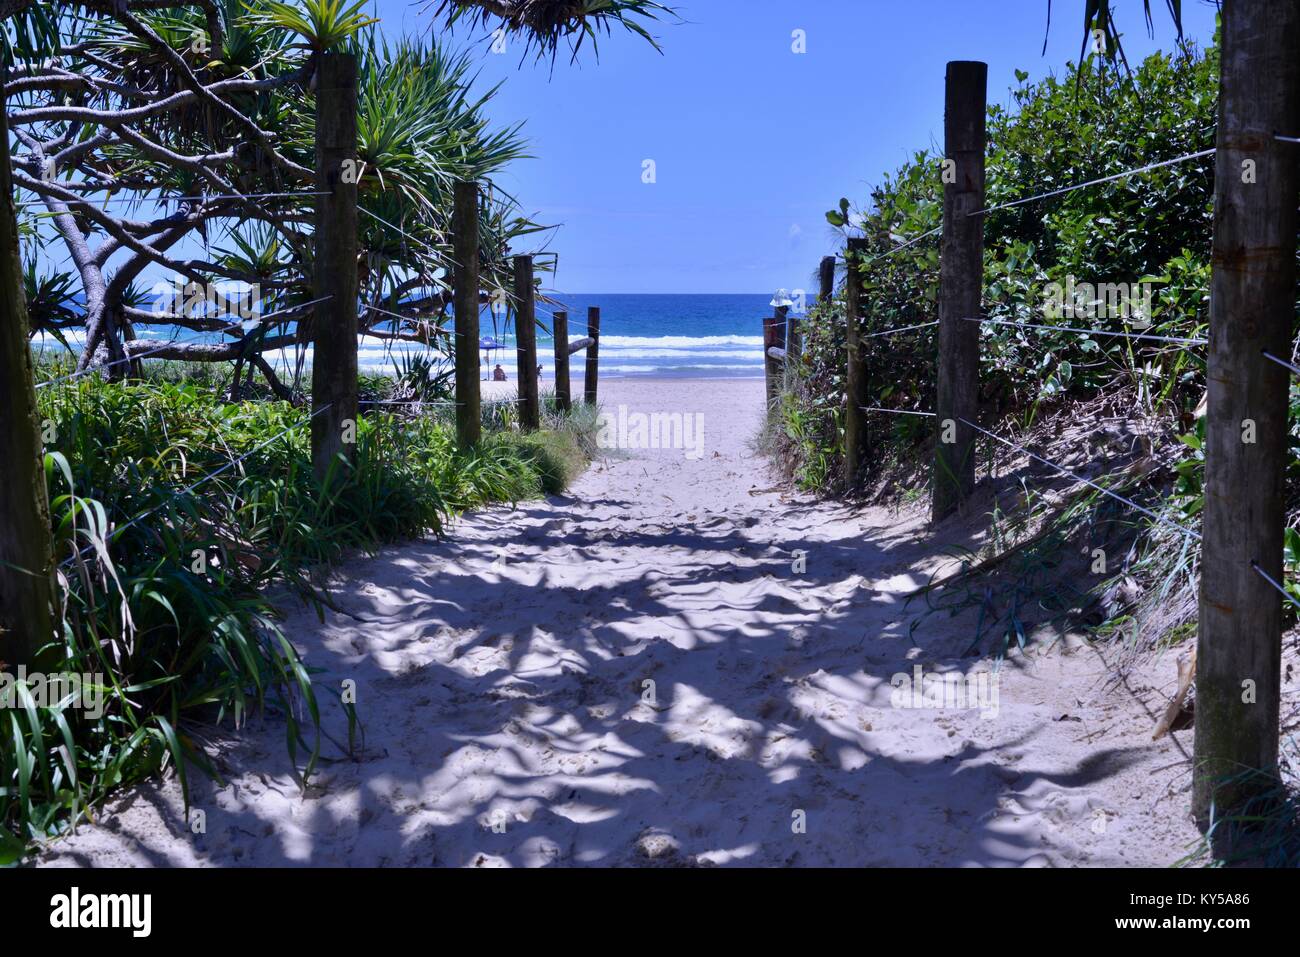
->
962, 316, 1207, 345
968, 148, 1216, 217
861, 320, 939, 339
845, 226, 944, 267
860, 406, 935, 417
358, 205, 462, 269
1262, 350, 1300, 377
1250, 561, 1300, 613
957, 415, 1201, 541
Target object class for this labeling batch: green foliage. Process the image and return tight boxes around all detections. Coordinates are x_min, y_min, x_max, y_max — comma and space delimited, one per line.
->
248, 0, 380, 51
791, 44, 1220, 493
432, 0, 675, 64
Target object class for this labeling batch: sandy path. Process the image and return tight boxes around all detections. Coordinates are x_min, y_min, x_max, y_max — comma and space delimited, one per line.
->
39, 377, 1202, 867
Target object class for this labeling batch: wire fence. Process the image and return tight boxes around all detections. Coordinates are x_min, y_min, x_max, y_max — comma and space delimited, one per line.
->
968, 147, 1217, 217
769, 138, 1249, 601
962, 316, 1208, 345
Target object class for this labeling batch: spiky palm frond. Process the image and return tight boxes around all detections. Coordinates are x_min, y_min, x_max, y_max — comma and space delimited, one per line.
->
1048, 0, 1188, 70
431, 0, 675, 64
0, 1, 60, 67
245, 0, 379, 52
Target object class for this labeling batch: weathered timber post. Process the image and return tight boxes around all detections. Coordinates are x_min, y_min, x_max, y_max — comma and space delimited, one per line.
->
789, 254, 832, 367
763, 314, 783, 410
584, 306, 600, 405
1194, 0, 1300, 843
818, 255, 836, 303
0, 80, 55, 671
453, 181, 482, 446
513, 255, 540, 431
552, 310, 571, 413
843, 237, 869, 484
776, 302, 796, 366
311, 51, 360, 483
932, 60, 987, 521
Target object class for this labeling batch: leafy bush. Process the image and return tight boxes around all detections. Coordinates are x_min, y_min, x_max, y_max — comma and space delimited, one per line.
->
781, 46, 1222, 492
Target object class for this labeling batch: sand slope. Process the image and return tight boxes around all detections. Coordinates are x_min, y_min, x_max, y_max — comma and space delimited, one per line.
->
38, 377, 1203, 867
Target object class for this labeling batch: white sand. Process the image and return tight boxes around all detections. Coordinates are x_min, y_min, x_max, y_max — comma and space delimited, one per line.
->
38, 376, 1204, 867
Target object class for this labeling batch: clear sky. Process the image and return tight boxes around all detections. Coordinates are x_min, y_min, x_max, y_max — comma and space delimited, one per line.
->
372, 0, 1221, 295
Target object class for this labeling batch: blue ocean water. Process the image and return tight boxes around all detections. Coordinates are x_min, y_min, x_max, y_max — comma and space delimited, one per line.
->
519, 293, 769, 379
35, 293, 774, 380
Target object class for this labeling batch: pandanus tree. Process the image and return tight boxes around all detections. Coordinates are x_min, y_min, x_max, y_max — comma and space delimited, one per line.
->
2, 0, 672, 383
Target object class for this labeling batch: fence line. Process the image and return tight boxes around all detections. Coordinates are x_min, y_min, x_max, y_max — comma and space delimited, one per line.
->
957, 416, 1202, 541
1261, 349, 1300, 377
761, 37, 1300, 837
962, 316, 1208, 345
862, 320, 939, 339
1250, 560, 1300, 613
860, 406, 935, 417
967, 147, 1217, 217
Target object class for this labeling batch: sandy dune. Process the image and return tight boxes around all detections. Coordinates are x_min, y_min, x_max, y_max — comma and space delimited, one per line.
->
39, 376, 1203, 867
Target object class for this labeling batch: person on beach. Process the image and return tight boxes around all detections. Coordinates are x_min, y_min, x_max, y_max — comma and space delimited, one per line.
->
493, 364, 507, 381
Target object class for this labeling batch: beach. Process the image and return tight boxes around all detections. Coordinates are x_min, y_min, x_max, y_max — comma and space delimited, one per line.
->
37, 376, 1202, 867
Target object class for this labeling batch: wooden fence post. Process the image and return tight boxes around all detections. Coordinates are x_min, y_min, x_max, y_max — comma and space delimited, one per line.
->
775, 301, 797, 366
311, 51, 360, 484
819, 254, 836, 303
584, 306, 600, 405
552, 309, 571, 412
843, 237, 869, 483
1193, 0, 1300, 842
0, 80, 55, 671
763, 314, 783, 409
932, 60, 987, 521
453, 181, 482, 446
513, 255, 540, 431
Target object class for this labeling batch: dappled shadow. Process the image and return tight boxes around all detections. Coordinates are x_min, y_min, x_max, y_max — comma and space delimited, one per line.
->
45, 468, 1193, 868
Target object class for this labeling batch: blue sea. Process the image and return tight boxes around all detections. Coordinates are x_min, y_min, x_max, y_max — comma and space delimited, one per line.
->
36, 293, 772, 380
522, 293, 768, 379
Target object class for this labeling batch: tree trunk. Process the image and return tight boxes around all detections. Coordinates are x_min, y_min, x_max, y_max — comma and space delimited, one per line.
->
0, 81, 56, 671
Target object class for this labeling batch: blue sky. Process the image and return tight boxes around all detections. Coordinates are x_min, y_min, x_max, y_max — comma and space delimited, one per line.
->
372, 0, 1221, 294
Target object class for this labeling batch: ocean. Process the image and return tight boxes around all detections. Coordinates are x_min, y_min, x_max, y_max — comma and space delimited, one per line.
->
526, 293, 768, 379
35, 293, 774, 381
